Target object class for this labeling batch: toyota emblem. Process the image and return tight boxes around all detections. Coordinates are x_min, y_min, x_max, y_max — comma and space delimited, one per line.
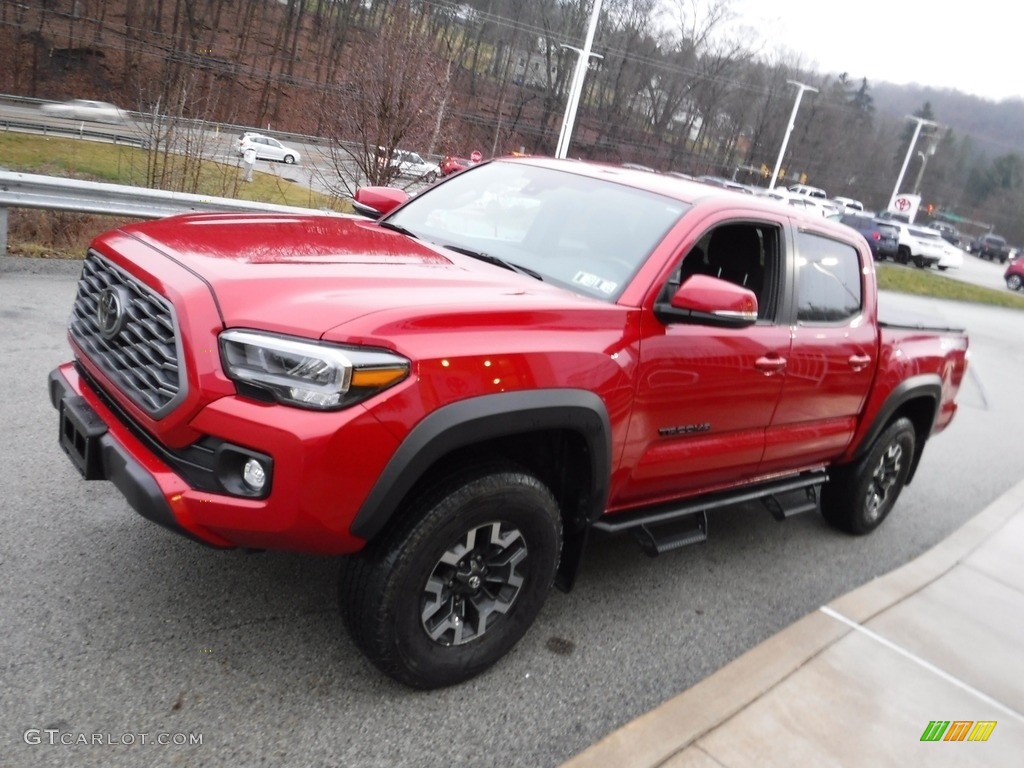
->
96, 288, 128, 340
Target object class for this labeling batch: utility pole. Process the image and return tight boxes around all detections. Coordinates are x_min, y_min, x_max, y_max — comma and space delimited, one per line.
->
555, 0, 603, 159
768, 81, 817, 190
889, 116, 938, 210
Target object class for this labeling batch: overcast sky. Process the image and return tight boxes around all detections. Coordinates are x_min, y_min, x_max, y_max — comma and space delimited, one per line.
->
724, 0, 1022, 102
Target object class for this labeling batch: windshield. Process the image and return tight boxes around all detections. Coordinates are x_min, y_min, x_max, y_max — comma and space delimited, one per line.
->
384, 161, 690, 301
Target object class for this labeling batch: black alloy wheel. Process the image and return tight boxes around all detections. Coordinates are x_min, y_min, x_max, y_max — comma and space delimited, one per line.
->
821, 417, 916, 535
338, 464, 562, 688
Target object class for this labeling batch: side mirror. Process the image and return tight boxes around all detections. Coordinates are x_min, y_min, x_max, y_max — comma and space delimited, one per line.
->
654, 274, 758, 328
352, 186, 409, 219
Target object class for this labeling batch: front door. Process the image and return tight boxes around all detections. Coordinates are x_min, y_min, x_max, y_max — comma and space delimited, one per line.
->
613, 219, 791, 509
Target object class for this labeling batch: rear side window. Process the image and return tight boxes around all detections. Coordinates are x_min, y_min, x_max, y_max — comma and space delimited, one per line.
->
795, 232, 862, 323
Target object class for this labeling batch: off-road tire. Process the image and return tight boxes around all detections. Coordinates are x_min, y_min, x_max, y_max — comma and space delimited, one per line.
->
821, 417, 916, 535
339, 464, 561, 688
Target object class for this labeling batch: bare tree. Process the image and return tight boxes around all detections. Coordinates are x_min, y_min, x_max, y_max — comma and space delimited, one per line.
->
319, 1, 448, 198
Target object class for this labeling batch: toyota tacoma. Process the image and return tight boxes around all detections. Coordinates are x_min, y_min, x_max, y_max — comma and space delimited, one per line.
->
50, 157, 969, 688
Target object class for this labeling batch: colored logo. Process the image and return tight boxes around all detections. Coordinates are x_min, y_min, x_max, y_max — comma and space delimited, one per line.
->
920, 720, 996, 742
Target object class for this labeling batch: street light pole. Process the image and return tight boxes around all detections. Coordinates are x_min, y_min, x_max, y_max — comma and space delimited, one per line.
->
768, 81, 817, 190
555, 0, 603, 159
889, 116, 938, 210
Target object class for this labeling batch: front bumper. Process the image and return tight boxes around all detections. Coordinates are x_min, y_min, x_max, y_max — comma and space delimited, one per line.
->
49, 367, 215, 546
49, 362, 400, 554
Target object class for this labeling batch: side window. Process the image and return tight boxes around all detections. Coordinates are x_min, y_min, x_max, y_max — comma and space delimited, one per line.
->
670, 222, 779, 320
795, 231, 862, 323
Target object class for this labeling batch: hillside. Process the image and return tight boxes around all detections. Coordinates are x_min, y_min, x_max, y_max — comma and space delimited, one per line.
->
4, 0, 1023, 241
871, 83, 1024, 159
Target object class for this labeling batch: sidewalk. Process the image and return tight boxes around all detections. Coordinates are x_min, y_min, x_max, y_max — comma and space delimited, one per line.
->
562, 477, 1024, 767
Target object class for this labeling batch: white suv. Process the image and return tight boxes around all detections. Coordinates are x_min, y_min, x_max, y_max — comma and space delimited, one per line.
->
892, 223, 946, 268
237, 132, 301, 164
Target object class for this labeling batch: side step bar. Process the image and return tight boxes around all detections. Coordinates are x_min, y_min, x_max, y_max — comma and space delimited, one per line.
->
592, 470, 828, 556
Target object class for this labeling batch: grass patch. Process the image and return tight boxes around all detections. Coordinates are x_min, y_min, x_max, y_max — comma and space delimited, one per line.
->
1, 133, 351, 257
0, 134, 345, 210
876, 264, 1024, 310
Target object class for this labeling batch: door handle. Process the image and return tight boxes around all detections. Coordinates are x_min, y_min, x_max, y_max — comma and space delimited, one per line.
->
755, 355, 787, 374
848, 354, 872, 372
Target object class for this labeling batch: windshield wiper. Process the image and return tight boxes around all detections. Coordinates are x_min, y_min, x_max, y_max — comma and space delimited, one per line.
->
443, 245, 544, 281
377, 220, 418, 239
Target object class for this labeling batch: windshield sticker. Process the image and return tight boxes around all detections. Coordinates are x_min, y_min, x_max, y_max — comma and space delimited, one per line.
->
573, 271, 618, 295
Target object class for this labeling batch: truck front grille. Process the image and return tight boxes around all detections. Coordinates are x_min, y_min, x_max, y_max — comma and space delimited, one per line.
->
69, 251, 185, 418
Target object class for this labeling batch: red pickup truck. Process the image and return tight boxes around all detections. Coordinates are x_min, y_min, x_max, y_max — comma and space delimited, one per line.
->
49, 158, 968, 688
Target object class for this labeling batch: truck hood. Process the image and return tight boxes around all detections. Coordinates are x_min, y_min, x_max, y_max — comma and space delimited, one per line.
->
122, 213, 598, 340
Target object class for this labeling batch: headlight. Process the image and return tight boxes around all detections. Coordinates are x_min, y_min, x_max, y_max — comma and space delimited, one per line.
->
219, 330, 410, 410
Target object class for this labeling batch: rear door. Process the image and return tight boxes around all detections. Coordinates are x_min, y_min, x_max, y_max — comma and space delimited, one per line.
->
761, 227, 876, 472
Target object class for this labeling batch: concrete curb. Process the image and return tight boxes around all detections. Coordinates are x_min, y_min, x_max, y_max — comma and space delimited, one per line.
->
561, 476, 1024, 767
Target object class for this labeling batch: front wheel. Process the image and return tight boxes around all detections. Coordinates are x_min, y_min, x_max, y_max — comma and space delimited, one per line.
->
821, 417, 916, 535
913, 256, 926, 268
424, 171, 437, 183
1008, 274, 1023, 291
284, 154, 296, 164
339, 465, 562, 688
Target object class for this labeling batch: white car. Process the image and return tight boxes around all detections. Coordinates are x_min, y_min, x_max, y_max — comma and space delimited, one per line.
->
937, 240, 964, 271
892, 223, 946, 268
831, 196, 864, 213
381, 148, 440, 183
788, 183, 828, 199
237, 132, 301, 164
758, 189, 839, 218
41, 99, 129, 123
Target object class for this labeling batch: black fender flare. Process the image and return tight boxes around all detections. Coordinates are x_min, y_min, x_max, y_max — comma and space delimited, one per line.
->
350, 389, 612, 541
851, 374, 942, 482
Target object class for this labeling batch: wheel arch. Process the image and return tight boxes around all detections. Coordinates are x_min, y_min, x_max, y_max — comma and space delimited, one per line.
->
349, 390, 612, 590
849, 374, 941, 484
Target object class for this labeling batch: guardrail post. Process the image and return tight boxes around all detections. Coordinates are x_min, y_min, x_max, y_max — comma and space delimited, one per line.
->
0, 206, 8, 257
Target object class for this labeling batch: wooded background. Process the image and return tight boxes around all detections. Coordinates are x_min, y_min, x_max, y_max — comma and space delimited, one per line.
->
3, 0, 1023, 241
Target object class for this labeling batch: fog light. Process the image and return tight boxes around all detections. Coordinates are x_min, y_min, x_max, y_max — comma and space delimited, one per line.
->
242, 458, 267, 492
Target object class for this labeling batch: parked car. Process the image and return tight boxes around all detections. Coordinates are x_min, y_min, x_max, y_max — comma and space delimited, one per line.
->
696, 175, 753, 194
788, 183, 828, 199
931, 222, 962, 246
380, 148, 440, 183
969, 233, 1010, 262
1005, 259, 1024, 291
40, 99, 129, 123
831, 196, 864, 213
757, 188, 829, 216
839, 214, 899, 261
937, 240, 964, 271
440, 155, 471, 177
237, 132, 300, 164
891, 223, 946, 268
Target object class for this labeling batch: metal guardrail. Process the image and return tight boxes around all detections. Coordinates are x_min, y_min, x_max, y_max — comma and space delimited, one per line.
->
0, 170, 344, 257
0, 118, 148, 147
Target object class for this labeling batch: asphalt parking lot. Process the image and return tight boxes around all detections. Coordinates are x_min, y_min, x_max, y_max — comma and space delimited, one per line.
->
2, 256, 1023, 768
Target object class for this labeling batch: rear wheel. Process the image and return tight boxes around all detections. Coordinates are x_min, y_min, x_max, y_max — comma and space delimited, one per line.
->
897, 246, 911, 265
821, 417, 916, 535
1008, 274, 1023, 291
913, 255, 926, 268
339, 465, 561, 688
